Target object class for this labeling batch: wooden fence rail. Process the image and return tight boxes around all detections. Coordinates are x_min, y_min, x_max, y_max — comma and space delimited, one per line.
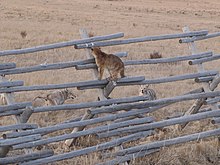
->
0, 32, 124, 56
0, 123, 38, 132
76, 51, 213, 70
0, 63, 16, 70
0, 102, 32, 112
75, 30, 208, 49
0, 52, 127, 76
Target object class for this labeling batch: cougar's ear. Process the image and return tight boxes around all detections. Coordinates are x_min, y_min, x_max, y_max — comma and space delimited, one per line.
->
91, 47, 94, 51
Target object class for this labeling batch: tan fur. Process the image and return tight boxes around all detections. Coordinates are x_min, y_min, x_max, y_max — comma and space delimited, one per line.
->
0, 94, 7, 105
34, 89, 76, 106
91, 47, 125, 81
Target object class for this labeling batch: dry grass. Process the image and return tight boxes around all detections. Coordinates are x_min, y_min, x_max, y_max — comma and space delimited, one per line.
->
0, 0, 220, 164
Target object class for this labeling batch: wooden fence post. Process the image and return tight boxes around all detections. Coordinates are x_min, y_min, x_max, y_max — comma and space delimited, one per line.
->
180, 27, 219, 130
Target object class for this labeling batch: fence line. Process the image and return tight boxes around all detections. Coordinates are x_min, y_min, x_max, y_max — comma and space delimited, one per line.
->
75, 30, 208, 49
0, 102, 32, 112
76, 51, 213, 70
0, 63, 16, 70
0, 81, 24, 88
0, 52, 127, 76
0, 32, 124, 56
0, 76, 144, 93
0, 123, 38, 132
179, 32, 220, 43
189, 54, 220, 65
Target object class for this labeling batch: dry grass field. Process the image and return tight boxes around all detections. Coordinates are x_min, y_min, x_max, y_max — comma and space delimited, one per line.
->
0, 0, 220, 164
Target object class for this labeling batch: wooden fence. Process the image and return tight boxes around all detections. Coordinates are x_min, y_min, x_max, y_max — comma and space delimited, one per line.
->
0, 27, 220, 165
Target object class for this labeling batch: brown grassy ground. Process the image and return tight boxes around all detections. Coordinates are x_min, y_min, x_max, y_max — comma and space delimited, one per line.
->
0, 0, 220, 164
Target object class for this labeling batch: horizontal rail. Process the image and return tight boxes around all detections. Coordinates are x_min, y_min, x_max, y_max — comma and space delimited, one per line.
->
0, 32, 124, 56
0, 63, 16, 70
0, 150, 54, 165
5, 115, 153, 138
0, 52, 127, 76
75, 30, 208, 49
20, 131, 154, 165
0, 123, 38, 132
109, 127, 220, 157
79, 70, 218, 90
189, 54, 220, 65
0, 109, 23, 117
205, 97, 220, 105
194, 76, 214, 83
99, 149, 159, 165
76, 51, 213, 70
90, 90, 220, 115
96, 109, 220, 138
0, 134, 41, 147
0, 80, 24, 88
179, 32, 220, 43
0, 102, 32, 113
0, 76, 144, 93
12, 118, 154, 149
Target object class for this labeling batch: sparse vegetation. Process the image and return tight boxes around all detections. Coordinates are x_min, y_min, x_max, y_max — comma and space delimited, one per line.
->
0, 0, 220, 164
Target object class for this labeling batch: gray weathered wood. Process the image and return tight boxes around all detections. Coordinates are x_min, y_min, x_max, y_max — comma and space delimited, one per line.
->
20, 131, 154, 165
0, 63, 16, 70
33, 95, 150, 113
75, 30, 208, 49
0, 76, 144, 93
179, 32, 220, 43
103, 81, 117, 97
210, 74, 220, 91
189, 54, 220, 65
76, 51, 213, 70
90, 90, 220, 115
0, 52, 127, 76
6, 114, 153, 139
0, 80, 23, 88
195, 76, 214, 83
205, 97, 220, 105
78, 71, 218, 90
0, 32, 124, 56
0, 123, 38, 132
99, 149, 159, 165
108, 127, 220, 157
96, 109, 220, 138
0, 109, 23, 117
0, 149, 54, 164
0, 102, 32, 113
0, 134, 41, 147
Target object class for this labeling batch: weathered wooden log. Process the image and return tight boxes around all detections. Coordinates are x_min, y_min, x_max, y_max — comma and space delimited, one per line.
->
78, 71, 218, 90
75, 30, 208, 49
77, 76, 145, 90
90, 90, 220, 115
180, 27, 219, 130
0, 123, 38, 132
33, 95, 149, 113
0, 80, 23, 88
0, 52, 127, 76
95, 109, 220, 138
0, 63, 16, 70
0, 32, 124, 56
210, 74, 220, 91
195, 76, 214, 83
0, 109, 23, 117
12, 117, 154, 149
0, 102, 32, 113
0, 134, 41, 147
211, 117, 220, 124
108, 127, 220, 157
19, 106, 33, 123
205, 97, 220, 105
99, 148, 159, 165
103, 81, 117, 98
76, 51, 213, 70
179, 32, 220, 43
189, 54, 220, 65
0, 76, 144, 93
0, 149, 54, 164
19, 131, 154, 165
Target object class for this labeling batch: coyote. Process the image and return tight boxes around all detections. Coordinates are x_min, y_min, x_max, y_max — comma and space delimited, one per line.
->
91, 47, 125, 81
139, 85, 157, 101
34, 88, 76, 106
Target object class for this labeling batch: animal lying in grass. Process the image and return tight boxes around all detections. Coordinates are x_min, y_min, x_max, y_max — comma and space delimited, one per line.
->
139, 85, 157, 101
91, 47, 125, 81
33, 88, 76, 106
